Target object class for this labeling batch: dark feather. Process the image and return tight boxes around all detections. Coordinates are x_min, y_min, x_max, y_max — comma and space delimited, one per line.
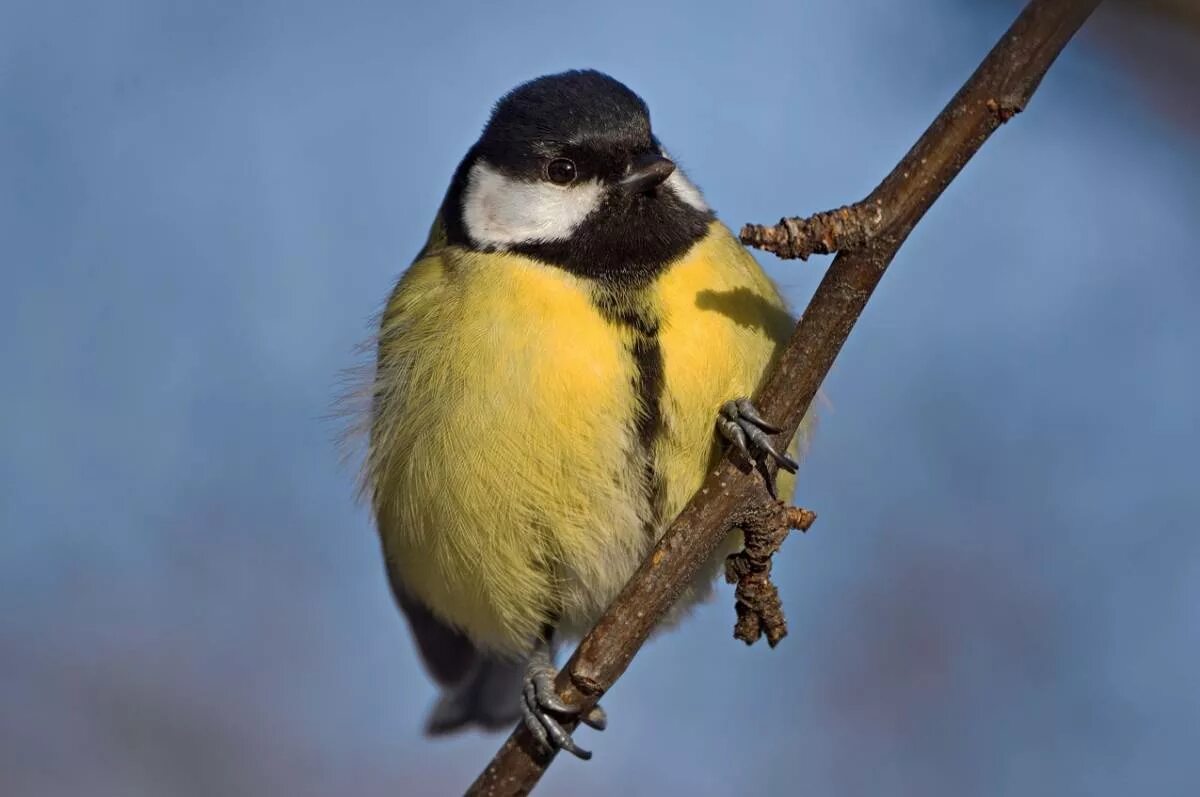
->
386, 559, 476, 687
424, 656, 524, 736
385, 557, 524, 733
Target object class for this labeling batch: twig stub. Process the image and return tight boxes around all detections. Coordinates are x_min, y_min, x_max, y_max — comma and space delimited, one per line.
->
740, 202, 881, 260
726, 502, 818, 646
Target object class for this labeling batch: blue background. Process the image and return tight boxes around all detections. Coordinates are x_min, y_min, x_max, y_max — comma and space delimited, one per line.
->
3, 1, 1197, 794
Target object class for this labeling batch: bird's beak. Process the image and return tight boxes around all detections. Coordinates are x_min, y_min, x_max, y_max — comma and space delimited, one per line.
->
618, 153, 676, 195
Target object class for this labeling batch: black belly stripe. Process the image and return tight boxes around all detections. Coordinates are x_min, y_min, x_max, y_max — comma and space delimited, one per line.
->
590, 289, 668, 532
632, 332, 666, 532
630, 332, 664, 452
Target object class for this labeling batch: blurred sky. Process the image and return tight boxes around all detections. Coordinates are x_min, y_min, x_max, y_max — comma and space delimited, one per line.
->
2, 1, 1198, 795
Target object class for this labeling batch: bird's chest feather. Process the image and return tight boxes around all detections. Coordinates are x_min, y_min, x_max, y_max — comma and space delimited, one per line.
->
375, 250, 654, 650
375, 228, 790, 651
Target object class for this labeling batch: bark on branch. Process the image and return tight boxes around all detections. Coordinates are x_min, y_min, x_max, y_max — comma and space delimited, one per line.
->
466, 1, 1101, 793
726, 502, 817, 647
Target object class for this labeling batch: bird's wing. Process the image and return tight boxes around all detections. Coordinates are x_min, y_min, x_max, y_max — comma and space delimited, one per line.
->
386, 559, 478, 687
386, 557, 523, 733
368, 220, 523, 731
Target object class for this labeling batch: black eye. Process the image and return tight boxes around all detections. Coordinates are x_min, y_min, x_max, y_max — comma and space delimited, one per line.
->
545, 158, 577, 185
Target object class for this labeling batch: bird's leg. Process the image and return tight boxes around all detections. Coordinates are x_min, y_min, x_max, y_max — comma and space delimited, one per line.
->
717, 397, 799, 499
521, 631, 606, 760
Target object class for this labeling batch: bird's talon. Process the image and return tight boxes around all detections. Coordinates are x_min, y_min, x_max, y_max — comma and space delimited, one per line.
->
718, 416, 752, 459
717, 397, 795, 491
581, 704, 607, 731
734, 397, 782, 433
521, 681, 551, 749
528, 666, 573, 714
521, 653, 601, 760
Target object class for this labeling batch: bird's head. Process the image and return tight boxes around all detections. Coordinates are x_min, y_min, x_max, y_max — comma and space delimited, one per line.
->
442, 70, 714, 284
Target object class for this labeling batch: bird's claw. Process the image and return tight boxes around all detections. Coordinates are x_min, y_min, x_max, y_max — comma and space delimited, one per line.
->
521, 653, 603, 760
718, 398, 798, 497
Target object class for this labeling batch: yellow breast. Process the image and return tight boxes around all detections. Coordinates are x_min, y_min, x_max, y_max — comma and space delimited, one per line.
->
372, 245, 649, 653
370, 221, 800, 654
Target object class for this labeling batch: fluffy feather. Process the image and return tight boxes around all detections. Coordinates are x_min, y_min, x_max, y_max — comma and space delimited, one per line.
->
461, 162, 605, 248
367, 220, 806, 655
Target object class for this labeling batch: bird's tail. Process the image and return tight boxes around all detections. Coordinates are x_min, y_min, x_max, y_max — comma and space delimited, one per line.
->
425, 654, 525, 735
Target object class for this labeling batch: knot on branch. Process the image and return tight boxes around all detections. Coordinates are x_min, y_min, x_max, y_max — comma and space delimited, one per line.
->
985, 96, 1025, 123
740, 202, 880, 260
725, 502, 817, 647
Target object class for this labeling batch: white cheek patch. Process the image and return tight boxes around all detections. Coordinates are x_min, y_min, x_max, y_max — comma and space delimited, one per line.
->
461, 161, 604, 248
658, 147, 709, 212
664, 170, 709, 212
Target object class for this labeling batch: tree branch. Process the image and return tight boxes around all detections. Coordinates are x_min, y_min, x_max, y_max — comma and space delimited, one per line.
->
465, 1, 1101, 793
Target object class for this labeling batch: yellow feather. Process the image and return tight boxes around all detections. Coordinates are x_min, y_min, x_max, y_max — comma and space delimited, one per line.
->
368, 220, 809, 655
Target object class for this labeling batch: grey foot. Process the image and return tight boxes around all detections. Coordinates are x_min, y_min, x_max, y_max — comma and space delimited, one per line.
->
718, 398, 798, 498
521, 646, 605, 760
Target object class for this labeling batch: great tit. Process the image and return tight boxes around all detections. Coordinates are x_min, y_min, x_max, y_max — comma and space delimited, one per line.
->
364, 69, 806, 759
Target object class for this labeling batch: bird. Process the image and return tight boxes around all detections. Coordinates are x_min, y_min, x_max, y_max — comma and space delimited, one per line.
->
363, 69, 808, 759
